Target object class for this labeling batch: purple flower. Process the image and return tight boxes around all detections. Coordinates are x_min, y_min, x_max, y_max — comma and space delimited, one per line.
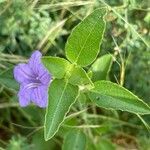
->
14, 50, 51, 108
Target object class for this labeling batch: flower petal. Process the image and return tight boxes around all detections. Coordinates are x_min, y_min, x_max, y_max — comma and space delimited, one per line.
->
29, 50, 42, 74
39, 69, 51, 85
18, 85, 32, 107
14, 63, 34, 84
31, 85, 48, 108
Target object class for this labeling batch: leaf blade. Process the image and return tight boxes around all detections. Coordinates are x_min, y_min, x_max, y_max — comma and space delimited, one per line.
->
65, 8, 106, 67
42, 56, 70, 79
90, 54, 113, 81
68, 65, 93, 86
88, 81, 150, 114
44, 79, 79, 141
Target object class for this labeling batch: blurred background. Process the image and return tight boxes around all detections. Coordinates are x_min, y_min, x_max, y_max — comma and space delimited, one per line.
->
0, 0, 150, 149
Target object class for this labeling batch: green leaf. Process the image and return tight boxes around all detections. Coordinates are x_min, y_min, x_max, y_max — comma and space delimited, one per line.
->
88, 81, 150, 114
90, 54, 113, 81
62, 130, 86, 150
44, 79, 79, 141
42, 56, 70, 79
68, 65, 93, 86
0, 67, 19, 90
65, 8, 106, 67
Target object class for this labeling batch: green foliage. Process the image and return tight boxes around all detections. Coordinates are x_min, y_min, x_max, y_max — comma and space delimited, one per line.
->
43, 9, 107, 141
6, 135, 30, 150
0, 68, 19, 90
88, 81, 150, 114
68, 65, 93, 86
43, 8, 150, 143
90, 54, 113, 81
62, 130, 86, 150
126, 50, 150, 101
44, 79, 79, 141
0, 0, 52, 53
0, 0, 150, 149
65, 8, 106, 67
42, 58, 93, 85
42, 57, 70, 79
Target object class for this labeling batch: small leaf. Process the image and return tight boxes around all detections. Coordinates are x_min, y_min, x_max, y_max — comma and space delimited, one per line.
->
68, 65, 93, 86
88, 81, 150, 114
62, 130, 86, 150
90, 54, 113, 81
42, 56, 70, 79
65, 8, 106, 67
0, 67, 19, 90
44, 79, 79, 141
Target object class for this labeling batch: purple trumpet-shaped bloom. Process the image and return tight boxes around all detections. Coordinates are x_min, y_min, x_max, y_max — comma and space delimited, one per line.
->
14, 50, 51, 108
